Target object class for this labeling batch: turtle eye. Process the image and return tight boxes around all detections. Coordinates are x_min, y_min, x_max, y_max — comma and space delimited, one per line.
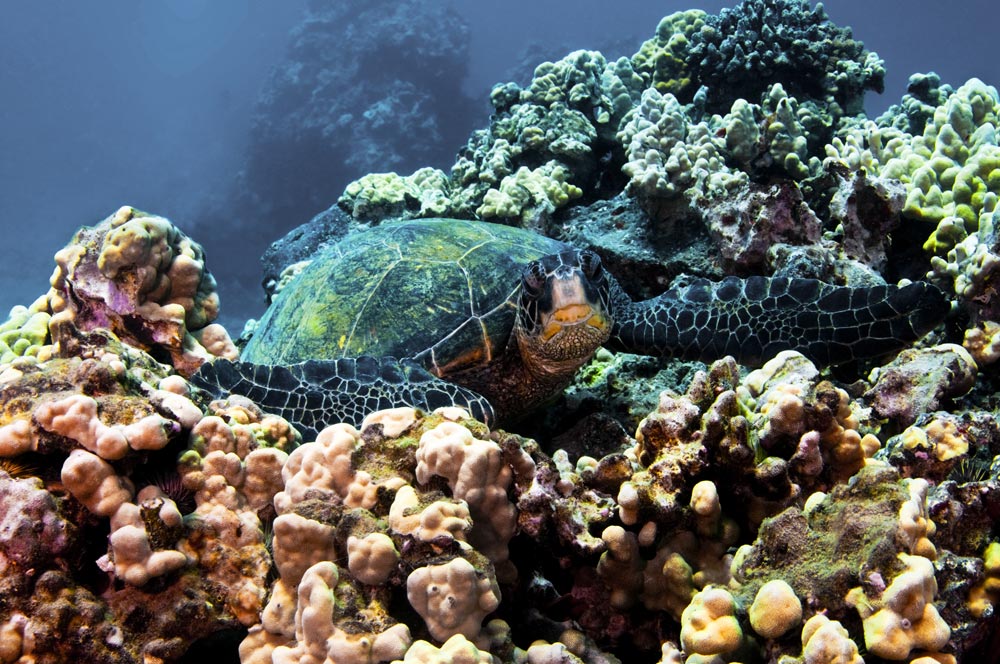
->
522, 261, 546, 297
580, 250, 602, 279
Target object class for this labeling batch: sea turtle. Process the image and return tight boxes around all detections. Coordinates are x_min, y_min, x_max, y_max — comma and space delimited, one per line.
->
194, 218, 947, 438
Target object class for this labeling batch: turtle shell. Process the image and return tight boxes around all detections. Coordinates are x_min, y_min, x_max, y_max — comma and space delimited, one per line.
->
241, 219, 570, 377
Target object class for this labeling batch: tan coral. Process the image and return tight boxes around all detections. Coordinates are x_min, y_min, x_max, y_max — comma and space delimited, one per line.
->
347, 533, 400, 586
679, 586, 742, 657
388, 484, 472, 544
177, 415, 278, 626
271, 513, 337, 588
741, 351, 873, 484
0, 613, 27, 663
415, 422, 520, 565
800, 614, 863, 664
391, 634, 494, 664
524, 640, 586, 663
275, 422, 405, 514
271, 561, 411, 664
0, 419, 34, 457
105, 486, 189, 586
36, 394, 174, 460
60, 448, 134, 517
406, 556, 501, 643
361, 406, 420, 438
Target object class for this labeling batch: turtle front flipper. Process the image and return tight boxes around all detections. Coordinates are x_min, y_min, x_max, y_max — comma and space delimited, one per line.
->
191, 357, 496, 440
607, 276, 949, 366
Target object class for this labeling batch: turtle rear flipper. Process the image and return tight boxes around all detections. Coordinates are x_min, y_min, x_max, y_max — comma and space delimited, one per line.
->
608, 276, 950, 367
191, 357, 496, 440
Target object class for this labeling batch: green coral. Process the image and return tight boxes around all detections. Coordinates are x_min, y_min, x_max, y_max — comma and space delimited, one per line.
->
931, 206, 1000, 321
876, 72, 955, 135
828, 79, 1000, 256
686, 0, 884, 117
630, 10, 707, 100
523, 50, 607, 113
760, 84, 812, 179
340, 48, 644, 227
0, 304, 51, 365
337, 168, 453, 221
476, 161, 582, 226
722, 83, 818, 179
519, 49, 645, 138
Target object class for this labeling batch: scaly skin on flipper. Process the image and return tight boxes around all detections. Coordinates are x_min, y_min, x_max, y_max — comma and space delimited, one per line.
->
191, 356, 495, 439
605, 275, 950, 366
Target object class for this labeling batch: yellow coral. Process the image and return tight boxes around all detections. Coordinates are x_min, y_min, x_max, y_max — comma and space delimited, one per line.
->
963, 319, 1000, 366
849, 553, 951, 660
898, 478, 938, 560
679, 586, 742, 657
925, 418, 969, 462
596, 525, 644, 609
748, 579, 802, 639
800, 614, 863, 664
968, 541, 1000, 618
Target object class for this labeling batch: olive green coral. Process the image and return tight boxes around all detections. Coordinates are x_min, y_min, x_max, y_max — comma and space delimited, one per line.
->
0, 304, 50, 365
630, 10, 707, 100
476, 161, 583, 226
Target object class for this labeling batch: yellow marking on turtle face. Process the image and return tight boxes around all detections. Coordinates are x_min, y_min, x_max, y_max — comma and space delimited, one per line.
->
553, 303, 592, 323
542, 321, 564, 341
338, 334, 347, 350
586, 312, 609, 332
541, 307, 608, 341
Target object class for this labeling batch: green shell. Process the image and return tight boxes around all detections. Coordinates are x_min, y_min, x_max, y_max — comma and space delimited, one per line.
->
242, 219, 570, 375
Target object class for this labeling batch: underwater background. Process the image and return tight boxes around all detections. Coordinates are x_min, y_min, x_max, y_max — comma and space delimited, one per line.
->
0, 0, 996, 331
3, 1, 1000, 663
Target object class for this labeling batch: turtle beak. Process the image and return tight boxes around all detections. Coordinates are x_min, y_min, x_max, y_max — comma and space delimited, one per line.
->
540, 278, 609, 341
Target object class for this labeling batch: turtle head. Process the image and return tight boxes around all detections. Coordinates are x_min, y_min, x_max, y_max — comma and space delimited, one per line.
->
515, 249, 613, 370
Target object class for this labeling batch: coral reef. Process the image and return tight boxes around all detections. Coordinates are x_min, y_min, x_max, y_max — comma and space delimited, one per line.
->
2, 223, 1000, 660
686, 0, 884, 117
43, 205, 237, 376
4, 1, 1000, 662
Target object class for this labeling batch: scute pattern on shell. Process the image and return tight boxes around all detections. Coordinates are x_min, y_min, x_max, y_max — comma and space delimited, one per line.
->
242, 219, 569, 370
